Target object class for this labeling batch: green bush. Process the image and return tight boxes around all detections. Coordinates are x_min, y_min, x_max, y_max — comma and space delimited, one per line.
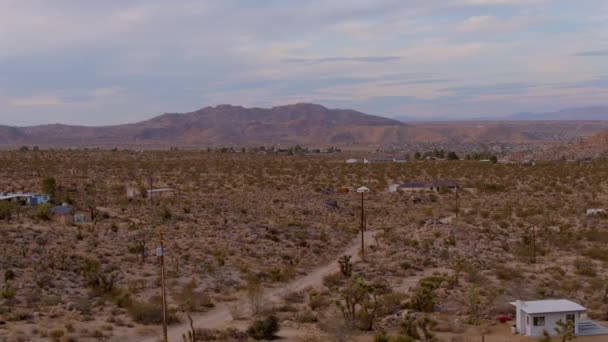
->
37, 203, 52, 220
574, 258, 596, 277
0, 201, 13, 220
127, 297, 179, 325
246, 315, 280, 340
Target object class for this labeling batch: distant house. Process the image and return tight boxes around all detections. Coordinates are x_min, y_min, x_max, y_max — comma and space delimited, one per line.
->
400, 181, 435, 192
345, 158, 371, 164
0, 193, 23, 203
511, 299, 587, 337
126, 186, 141, 199
586, 208, 607, 216
50, 204, 92, 224
387, 184, 400, 193
50, 205, 73, 224
432, 179, 459, 192
399, 179, 459, 193
26, 194, 51, 206
0, 193, 50, 205
370, 157, 396, 163
73, 210, 92, 224
147, 188, 175, 199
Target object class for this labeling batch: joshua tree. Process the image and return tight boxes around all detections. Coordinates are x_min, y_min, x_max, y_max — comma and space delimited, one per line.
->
555, 319, 576, 342
338, 255, 353, 277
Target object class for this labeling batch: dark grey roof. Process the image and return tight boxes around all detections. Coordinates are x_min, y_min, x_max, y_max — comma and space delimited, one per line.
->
50, 206, 71, 215
401, 181, 433, 188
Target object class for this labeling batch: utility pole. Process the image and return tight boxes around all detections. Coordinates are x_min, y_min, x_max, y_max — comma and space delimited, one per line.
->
149, 175, 154, 206
361, 190, 365, 261
454, 188, 460, 217
531, 224, 536, 264
356, 186, 370, 261
157, 228, 168, 342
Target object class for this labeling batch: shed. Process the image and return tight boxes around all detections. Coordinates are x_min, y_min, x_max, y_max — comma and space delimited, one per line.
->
73, 210, 92, 224
586, 208, 607, 216
147, 188, 175, 199
126, 186, 141, 198
511, 299, 586, 337
399, 181, 434, 192
51, 205, 73, 224
387, 184, 400, 193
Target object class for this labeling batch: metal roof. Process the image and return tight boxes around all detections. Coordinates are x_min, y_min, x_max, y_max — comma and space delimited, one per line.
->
511, 299, 586, 314
50, 206, 71, 215
147, 188, 175, 193
401, 181, 433, 188
0, 193, 38, 201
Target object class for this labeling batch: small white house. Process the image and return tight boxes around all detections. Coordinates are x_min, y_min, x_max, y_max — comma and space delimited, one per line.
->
511, 299, 585, 337
586, 208, 607, 216
387, 184, 400, 193
126, 186, 141, 198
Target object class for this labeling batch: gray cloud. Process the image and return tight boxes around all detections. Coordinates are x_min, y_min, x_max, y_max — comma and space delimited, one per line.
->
281, 56, 402, 64
440, 82, 534, 96
574, 49, 608, 56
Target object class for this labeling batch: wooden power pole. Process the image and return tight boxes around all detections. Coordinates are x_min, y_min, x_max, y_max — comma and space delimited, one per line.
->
361, 190, 365, 261
531, 225, 536, 264
157, 228, 168, 342
356, 186, 370, 261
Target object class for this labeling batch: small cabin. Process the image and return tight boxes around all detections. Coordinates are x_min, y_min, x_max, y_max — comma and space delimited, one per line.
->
586, 208, 607, 216
147, 188, 175, 199
511, 299, 585, 337
126, 186, 141, 199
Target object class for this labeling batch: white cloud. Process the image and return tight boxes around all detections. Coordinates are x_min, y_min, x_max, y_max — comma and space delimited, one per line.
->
457, 15, 500, 32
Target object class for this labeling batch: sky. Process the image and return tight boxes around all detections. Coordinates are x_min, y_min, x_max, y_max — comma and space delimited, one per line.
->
0, 0, 607, 126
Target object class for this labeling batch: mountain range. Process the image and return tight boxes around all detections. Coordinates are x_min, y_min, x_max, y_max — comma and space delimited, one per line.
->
397, 106, 608, 122
0, 103, 409, 147
2, 103, 608, 148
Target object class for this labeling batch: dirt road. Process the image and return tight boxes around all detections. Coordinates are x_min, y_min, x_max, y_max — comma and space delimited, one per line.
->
132, 230, 378, 342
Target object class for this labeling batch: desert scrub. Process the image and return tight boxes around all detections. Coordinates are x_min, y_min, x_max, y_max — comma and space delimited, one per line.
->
574, 258, 597, 277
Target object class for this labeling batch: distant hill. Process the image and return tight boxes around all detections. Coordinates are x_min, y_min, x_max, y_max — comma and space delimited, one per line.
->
4, 103, 608, 148
505, 106, 608, 121
522, 130, 608, 161
0, 103, 409, 147
395, 106, 608, 122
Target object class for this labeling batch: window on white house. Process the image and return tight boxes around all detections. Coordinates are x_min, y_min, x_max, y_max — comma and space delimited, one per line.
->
533, 317, 545, 326
566, 314, 575, 323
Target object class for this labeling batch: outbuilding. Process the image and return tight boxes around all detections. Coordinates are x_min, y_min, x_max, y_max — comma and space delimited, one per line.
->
511, 299, 585, 337
147, 188, 175, 199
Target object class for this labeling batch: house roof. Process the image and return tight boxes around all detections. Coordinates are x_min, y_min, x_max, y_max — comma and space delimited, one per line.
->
0, 192, 42, 200
50, 206, 71, 215
510, 299, 586, 314
147, 188, 174, 193
401, 181, 433, 188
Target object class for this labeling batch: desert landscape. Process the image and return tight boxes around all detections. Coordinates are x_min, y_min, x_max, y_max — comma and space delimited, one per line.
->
2, 149, 608, 341
2, 1, 608, 341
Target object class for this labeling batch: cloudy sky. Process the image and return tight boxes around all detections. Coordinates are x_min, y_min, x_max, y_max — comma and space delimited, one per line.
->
0, 0, 607, 125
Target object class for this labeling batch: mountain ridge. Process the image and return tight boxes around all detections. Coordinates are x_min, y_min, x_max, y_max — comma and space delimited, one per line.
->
1, 103, 408, 147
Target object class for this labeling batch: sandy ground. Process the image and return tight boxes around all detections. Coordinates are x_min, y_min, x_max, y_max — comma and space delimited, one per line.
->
125, 231, 378, 342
